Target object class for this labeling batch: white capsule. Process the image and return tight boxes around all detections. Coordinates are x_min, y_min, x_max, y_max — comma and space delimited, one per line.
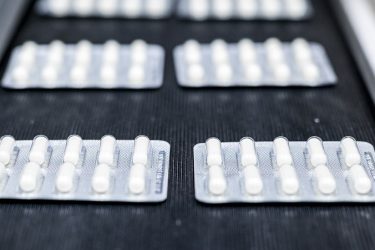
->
48, 40, 65, 66
41, 65, 59, 86
70, 64, 88, 86
146, 0, 168, 18
238, 39, 257, 64
265, 38, 284, 65
286, 0, 308, 18
103, 40, 120, 65
19, 41, 37, 66
132, 136, 150, 166
0, 136, 15, 166
341, 137, 361, 167
262, 0, 281, 19
279, 164, 299, 195
56, 162, 76, 193
349, 164, 372, 194
212, 0, 233, 20
128, 163, 147, 194
292, 38, 312, 63
215, 63, 233, 83
301, 62, 320, 84
19, 162, 41, 192
97, 0, 117, 16
211, 39, 229, 64
272, 63, 291, 84
237, 0, 258, 19
75, 40, 92, 66
184, 40, 202, 64
307, 137, 328, 167
189, 0, 209, 20
63, 135, 83, 166
29, 136, 49, 165
73, 0, 95, 16
92, 163, 111, 194
314, 164, 336, 195
100, 64, 117, 85
206, 138, 223, 166
121, 0, 142, 17
48, 0, 70, 16
130, 40, 148, 65
128, 64, 145, 85
12, 65, 30, 86
240, 138, 258, 167
273, 137, 293, 167
187, 63, 205, 84
243, 62, 262, 83
243, 165, 263, 195
98, 135, 116, 166
208, 165, 227, 195
0, 163, 7, 183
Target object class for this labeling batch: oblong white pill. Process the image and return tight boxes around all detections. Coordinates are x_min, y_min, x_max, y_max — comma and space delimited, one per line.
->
215, 63, 233, 83
301, 62, 320, 83
206, 138, 223, 166
41, 65, 59, 85
0, 136, 16, 165
211, 39, 229, 64
279, 164, 299, 195
265, 38, 284, 65
0, 163, 7, 183
187, 63, 205, 84
340, 137, 361, 167
292, 38, 312, 63
29, 136, 49, 165
63, 135, 83, 166
48, 0, 70, 16
103, 40, 120, 65
237, 0, 258, 19
130, 40, 148, 65
19, 162, 41, 192
212, 0, 233, 20
208, 165, 227, 195
128, 64, 145, 84
314, 164, 336, 195
243, 165, 263, 195
70, 64, 88, 86
73, 0, 95, 16
273, 137, 293, 167
128, 163, 147, 194
19, 41, 37, 66
272, 63, 291, 84
132, 136, 150, 165
286, 0, 307, 18
240, 137, 258, 167
307, 137, 328, 167
146, 0, 168, 18
184, 40, 202, 64
48, 40, 65, 66
243, 62, 262, 83
262, 0, 281, 18
98, 135, 116, 166
100, 64, 117, 85
92, 163, 112, 194
97, 0, 117, 16
121, 0, 142, 17
56, 162, 76, 193
349, 164, 372, 194
189, 0, 209, 20
75, 40, 92, 66
238, 39, 257, 64
12, 65, 30, 86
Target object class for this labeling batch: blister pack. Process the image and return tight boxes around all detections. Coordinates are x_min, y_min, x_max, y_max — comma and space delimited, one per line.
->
194, 137, 375, 203
177, 0, 313, 21
2, 40, 165, 89
0, 135, 170, 203
174, 38, 337, 88
36, 0, 173, 19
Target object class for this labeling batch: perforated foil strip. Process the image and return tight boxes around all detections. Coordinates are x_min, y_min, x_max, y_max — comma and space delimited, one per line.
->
174, 42, 337, 88
2, 44, 165, 89
194, 141, 375, 203
0, 140, 170, 203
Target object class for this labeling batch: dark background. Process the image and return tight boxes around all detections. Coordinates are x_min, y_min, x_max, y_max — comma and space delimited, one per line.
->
0, 0, 375, 249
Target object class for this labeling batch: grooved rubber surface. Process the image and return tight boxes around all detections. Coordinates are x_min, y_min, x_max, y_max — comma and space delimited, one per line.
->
0, 0, 375, 249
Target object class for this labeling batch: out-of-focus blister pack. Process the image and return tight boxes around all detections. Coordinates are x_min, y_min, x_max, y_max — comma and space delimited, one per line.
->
174, 38, 337, 88
0, 135, 170, 203
36, 0, 174, 19
194, 137, 375, 203
2, 40, 165, 89
177, 0, 313, 21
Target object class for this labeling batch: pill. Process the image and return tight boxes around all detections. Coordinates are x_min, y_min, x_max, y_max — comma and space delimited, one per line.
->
215, 63, 233, 83
100, 64, 117, 85
340, 137, 361, 167
184, 40, 202, 64
19, 41, 37, 66
132, 136, 150, 165
146, 0, 168, 18
301, 62, 320, 83
48, 40, 65, 65
103, 40, 120, 65
208, 165, 227, 195
63, 135, 83, 166
73, 0, 95, 16
97, 0, 117, 16
243, 165, 263, 195
206, 138, 223, 166
48, 0, 70, 16
130, 40, 148, 64
98, 135, 116, 166
121, 0, 142, 17
292, 38, 312, 63
12, 65, 29, 86
286, 0, 308, 18
29, 136, 49, 165
212, 0, 233, 20
56, 162, 76, 193
19, 162, 41, 192
41, 65, 59, 85
272, 63, 291, 84
273, 137, 293, 167
349, 164, 372, 194
0, 163, 7, 183
187, 63, 205, 84
314, 164, 336, 195
211, 39, 229, 64
240, 137, 258, 167
265, 38, 284, 65
92, 163, 111, 194
128, 163, 147, 194
237, 0, 258, 19
279, 164, 299, 195
128, 64, 145, 84
0, 136, 15, 166
262, 0, 281, 18
243, 62, 262, 83
238, 39, 257, 64
307, 137, 328, 167
70, 64, 88, 86
189, 0, 209, 20
75, 40, 92, 66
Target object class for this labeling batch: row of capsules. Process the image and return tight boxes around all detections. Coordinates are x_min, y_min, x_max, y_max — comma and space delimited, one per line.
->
182, 38, 320, 85
0, 135, 151, 195
12, 40, 149, 87
187, 0, 308, 20
205, 137, 372, 196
